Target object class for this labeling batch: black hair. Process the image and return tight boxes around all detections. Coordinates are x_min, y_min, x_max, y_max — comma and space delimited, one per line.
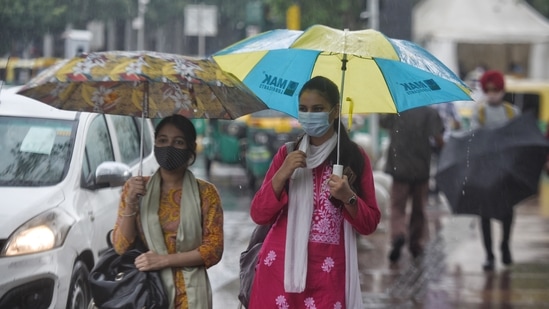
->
154, 114, 197, 165
298, 76, 366, 195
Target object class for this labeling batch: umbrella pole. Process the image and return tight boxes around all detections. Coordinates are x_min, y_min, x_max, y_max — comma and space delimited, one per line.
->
337, 53, 348, 166
139, 81, 149, 176
333, 30, 349, 177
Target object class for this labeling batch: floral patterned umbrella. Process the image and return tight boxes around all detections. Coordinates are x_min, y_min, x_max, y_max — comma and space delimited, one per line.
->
17, 50, 267, 119
17, 51, 268, 174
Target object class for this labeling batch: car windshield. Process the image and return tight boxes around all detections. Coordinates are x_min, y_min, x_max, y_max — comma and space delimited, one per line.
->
0, 116, 76, 186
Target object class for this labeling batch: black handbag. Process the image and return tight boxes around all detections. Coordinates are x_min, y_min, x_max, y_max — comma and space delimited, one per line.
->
89, 231, 168, 309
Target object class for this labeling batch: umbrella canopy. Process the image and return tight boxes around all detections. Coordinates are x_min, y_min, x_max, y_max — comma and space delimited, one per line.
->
212, 24, 472, 118
17, 50, 267, 119
435, 112, 549, 220
17, 50, 268, 175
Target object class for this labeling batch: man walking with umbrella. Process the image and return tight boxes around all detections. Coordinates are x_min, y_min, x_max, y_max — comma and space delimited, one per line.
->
380, 106, 444, 263
470, 70, 520, 271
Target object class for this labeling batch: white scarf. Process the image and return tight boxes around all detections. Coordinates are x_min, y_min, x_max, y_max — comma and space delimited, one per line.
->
285, 133, 336, 291
285, 133, 363, 308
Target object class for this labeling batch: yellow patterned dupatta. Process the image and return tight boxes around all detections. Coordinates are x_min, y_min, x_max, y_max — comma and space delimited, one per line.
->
141, 169, 212, 309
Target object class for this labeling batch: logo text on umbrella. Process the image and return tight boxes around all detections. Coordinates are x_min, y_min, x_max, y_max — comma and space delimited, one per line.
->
400, 79, 441, 94
260, 74, 299, 96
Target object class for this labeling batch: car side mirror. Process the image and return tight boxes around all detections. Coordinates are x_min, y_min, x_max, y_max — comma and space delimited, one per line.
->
95, 162, 132, 188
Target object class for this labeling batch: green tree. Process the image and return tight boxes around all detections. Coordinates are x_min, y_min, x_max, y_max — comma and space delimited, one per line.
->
0, 0, 134, 55
266, 0, 364, 30
264, 0, 549, 31
527, 0, 549, 18
70, 0, 135, 27
145, 0, 187, 26
0, 0, 68, 54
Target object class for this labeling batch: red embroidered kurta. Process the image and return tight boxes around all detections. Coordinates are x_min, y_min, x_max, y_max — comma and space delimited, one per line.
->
249, 146, 380, 309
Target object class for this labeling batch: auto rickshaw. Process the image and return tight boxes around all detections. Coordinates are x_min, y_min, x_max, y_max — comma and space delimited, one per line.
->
244, 110, 302, 191
202, 118, 248, 176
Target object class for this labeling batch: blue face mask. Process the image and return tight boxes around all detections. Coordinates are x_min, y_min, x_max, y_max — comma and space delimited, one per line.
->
298, 111, 332, 137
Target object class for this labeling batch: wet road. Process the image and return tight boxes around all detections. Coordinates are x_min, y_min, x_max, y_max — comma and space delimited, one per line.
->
191, 154, 549, 308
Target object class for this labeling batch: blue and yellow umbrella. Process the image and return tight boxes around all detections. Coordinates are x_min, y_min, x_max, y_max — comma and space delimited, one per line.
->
213, 24, 472, 119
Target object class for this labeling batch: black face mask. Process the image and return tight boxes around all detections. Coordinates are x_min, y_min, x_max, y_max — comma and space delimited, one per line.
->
154, 146, 192, 170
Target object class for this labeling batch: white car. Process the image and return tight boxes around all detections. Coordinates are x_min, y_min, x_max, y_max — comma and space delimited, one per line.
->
0, 87, 158, 309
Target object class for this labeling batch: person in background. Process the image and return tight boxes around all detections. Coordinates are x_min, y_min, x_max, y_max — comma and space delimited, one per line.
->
112, 114, 224, 309
470, 69, 519, 271
431, 102, 462, 142
380, 106, 444, 263
430, 102, 462, 201
248, 76, 380, 308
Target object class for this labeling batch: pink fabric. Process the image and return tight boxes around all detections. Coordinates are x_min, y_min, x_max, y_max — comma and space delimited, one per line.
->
249, 146, 380, 308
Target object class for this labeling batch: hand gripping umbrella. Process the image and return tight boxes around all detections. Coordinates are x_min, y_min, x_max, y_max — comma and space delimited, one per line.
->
213, 24, 473, 175
17, 51, 268, 175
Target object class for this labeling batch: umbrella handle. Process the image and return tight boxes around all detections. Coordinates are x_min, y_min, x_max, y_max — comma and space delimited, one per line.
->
333, 164, 343, 177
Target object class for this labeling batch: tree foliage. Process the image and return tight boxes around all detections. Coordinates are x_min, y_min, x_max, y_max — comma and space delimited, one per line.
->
526, 0, 549, 18
266, 0, 365, 30
145, 0, 187, 27
2, 0, 548, 56
0, 0, 135, 55
0, 0, 67, 52
266, 0, 549, 31
74, 0, 135, 24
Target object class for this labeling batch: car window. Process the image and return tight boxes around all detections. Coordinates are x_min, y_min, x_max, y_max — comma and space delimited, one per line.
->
0, 116, 76, 186
110, 115, 142, 165
82, 115, 114, 184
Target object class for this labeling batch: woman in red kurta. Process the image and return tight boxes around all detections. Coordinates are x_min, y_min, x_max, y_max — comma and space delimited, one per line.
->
248, 76, 380, 309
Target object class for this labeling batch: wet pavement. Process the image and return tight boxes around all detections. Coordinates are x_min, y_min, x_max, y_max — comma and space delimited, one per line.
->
358, 196, 549, 308
198, 159, 549, 308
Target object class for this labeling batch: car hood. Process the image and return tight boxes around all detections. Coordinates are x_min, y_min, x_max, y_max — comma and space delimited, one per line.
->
0, 187, 65, 238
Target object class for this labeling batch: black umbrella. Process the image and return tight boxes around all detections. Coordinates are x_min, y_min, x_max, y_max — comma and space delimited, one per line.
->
435, 112, 549, 220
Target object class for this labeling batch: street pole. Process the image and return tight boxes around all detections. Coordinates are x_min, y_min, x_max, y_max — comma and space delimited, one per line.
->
368, 0, 380, 160
137, 0, 149, 50
198, 4, 205, 57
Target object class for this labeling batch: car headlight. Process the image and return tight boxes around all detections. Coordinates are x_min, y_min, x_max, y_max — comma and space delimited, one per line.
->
2, 208, 75, 256
253, 131, 270, 145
